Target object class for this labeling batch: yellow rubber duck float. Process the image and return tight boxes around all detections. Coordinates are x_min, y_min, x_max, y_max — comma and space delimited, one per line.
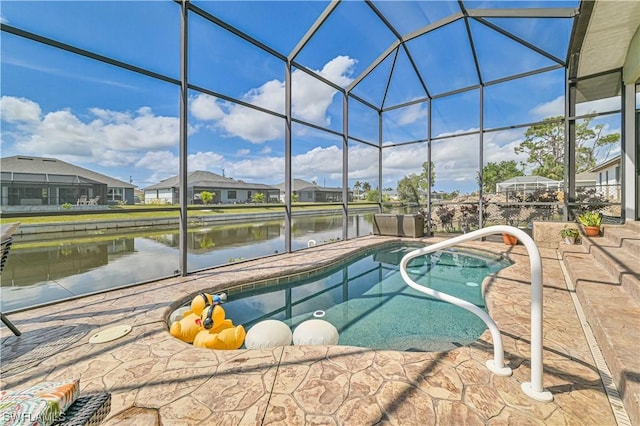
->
169, 312, 202, 344
170, 292, 245, 350
193, 304, 246, 350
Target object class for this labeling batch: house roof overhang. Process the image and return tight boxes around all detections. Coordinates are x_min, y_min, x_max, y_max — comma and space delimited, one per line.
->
569, 0, 640, 82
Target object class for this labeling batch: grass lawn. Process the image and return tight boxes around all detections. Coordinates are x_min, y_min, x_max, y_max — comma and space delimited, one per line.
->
1, 203, 378, 225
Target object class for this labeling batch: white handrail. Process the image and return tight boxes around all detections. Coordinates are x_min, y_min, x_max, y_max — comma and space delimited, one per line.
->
399, 225, 553, 402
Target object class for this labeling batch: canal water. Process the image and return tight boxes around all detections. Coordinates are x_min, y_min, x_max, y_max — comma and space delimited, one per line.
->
1, 214, 375, 312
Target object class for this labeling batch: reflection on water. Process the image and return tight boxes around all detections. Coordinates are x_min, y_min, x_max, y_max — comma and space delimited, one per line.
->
1, 214, 374, 312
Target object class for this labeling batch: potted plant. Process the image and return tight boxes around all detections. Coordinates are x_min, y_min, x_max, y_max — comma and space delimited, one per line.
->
577, 211, 602, 237
559, 226, 580, 245
500, 206, 520, 245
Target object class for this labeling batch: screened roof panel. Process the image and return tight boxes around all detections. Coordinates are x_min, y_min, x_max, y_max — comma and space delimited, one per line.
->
384, 48, 429, 109
405, 19, 478, 96
348, 98, 380, 143
189, 12, 285, 110
369, 1, 461, 36
294, 1, 397, 88
191, 0, 329, 57
0, 1, 180, 79
382, 102, 428, 144
469, 19, 560, 83
484, 68, 565, 129
349, 51, 395, 109
431, 90, 479, 137
484, 17, 573, 61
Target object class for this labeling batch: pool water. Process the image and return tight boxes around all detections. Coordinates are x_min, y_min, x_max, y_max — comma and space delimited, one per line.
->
216, 244, 510, 352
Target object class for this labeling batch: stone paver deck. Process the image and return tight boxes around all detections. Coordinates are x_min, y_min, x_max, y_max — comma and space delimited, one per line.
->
0, 235, 618, 425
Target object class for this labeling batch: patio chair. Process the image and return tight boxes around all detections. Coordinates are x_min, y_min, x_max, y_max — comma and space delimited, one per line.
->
1, 222, 21, 336
87, 196, 100, 205
77, 195, 88, 205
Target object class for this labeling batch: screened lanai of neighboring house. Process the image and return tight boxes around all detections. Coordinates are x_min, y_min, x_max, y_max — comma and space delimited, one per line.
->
1, 0, 638, 275
496, 176, 561, 195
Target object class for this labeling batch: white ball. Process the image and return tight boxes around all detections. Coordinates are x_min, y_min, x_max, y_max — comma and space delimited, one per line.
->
245, 320, 292, 349
293, 319, 339, 346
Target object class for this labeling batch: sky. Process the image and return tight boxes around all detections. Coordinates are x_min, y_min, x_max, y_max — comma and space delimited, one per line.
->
0, 0, 625, 194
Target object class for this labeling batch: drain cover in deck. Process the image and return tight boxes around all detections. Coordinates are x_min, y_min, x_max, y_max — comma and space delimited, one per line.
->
89, 325, 132, 344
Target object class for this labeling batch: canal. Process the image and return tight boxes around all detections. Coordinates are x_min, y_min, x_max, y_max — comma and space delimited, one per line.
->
1, 213, 376, 312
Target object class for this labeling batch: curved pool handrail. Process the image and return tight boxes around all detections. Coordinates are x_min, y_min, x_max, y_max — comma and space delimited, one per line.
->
399, 225, 553, 402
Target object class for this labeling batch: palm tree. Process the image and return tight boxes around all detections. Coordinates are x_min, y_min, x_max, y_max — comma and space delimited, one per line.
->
353, 181, 362, 199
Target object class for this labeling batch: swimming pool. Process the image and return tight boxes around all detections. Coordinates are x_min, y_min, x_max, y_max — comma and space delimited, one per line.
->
207, 243, 511, 352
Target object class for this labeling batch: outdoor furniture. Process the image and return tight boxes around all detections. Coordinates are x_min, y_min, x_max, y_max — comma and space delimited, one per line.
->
373, 214, 425, 238
1, 222, 21, 336
77, 195, 88, 205
87, 196, 100, 205
53, 392, 111, 426
0, 379, 111, 426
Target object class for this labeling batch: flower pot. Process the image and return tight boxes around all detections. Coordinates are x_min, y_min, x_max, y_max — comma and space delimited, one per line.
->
502, 233, 518, 245
584, 226, 600, 237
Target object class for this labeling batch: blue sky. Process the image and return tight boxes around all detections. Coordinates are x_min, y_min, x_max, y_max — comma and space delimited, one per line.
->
0, 0, 623, 194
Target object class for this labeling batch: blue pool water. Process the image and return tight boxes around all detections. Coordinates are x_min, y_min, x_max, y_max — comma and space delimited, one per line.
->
218, 244, 511, 352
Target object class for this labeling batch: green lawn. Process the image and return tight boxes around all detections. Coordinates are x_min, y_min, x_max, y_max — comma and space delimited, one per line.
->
1, 203, 378, 225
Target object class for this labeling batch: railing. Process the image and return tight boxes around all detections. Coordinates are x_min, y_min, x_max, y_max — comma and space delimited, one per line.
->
399, 225, 553, 402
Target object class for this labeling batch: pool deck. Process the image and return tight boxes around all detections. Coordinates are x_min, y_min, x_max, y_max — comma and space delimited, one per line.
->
0, 235, 621, 425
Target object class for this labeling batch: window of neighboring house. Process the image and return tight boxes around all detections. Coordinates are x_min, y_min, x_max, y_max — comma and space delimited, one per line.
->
605, 171, 609, 184
615, 166, 620, 183
108, 187, 123, 201
228, 190, 237, 199
599, 172, 603, 186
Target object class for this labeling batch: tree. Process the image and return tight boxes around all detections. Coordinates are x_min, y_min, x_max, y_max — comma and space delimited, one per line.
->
362, 182, 371, 192
199, 191, 214, 204
396, 161, 435, 204
480, 160, 524, 194
353, 181, 362, 199
365, 189, 390, 203
515, 116, 620, 180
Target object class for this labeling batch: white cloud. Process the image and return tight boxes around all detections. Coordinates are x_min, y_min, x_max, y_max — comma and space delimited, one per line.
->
189, 56, 356, 144
576, 97, 620, 116
530, 95, 563, 118
132, 151, 178, 185
396, 102, 428, 125
2, 96, 182, 167
236, 149, 250, 156
0, 96, 41, 123
134, 151, 226, 185
190, 94, 224, 121
227, 156, 286, 183
187, 151, 225, 172
219, 103, 283, 143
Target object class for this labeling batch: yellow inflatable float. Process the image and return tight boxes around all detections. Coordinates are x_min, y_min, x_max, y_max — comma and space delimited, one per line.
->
169, 292, 245, 350
169, 312, 202, 344
193, 304, 246, 350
